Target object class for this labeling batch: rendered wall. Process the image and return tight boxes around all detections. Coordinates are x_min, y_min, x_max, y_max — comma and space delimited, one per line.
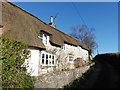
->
38, 39, 89, 75
26, 37, 89, 76
25, 48, 40, 76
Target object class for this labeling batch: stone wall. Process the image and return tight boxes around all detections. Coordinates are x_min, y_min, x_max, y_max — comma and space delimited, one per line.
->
34, 66, 90, 88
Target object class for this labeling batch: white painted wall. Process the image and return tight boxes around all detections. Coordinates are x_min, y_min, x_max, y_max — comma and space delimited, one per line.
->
43, 40, 89, 72
25, 48, 40, 76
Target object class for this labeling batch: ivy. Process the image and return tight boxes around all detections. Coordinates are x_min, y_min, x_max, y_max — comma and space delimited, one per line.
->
0, 36, 35, 88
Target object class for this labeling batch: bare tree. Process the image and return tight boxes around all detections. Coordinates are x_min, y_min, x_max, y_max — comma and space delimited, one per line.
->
69, 24, 98, 54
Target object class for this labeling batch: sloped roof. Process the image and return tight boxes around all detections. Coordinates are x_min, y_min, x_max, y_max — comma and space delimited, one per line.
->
1, 1, 89, 51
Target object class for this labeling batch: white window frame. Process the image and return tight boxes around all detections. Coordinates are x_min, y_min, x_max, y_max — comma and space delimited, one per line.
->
40, 51, 56, 66
39, 32, 49, 45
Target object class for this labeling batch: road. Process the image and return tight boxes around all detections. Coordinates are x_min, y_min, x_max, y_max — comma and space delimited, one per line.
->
80, 58, 120, 88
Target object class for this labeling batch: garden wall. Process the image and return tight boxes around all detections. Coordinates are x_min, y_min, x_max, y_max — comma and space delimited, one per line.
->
34, 66, 90, 88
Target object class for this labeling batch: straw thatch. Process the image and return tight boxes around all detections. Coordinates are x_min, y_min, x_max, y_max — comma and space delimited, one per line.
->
1, 1, 89, 50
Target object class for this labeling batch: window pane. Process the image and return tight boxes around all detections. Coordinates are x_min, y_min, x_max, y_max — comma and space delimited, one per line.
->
44, 34, 47, 45
46, 60, 48, 64
69, 56, 73, 61
49, 61, 51, 64
42, 54, 44, 58
46, 54, 48, 59
40, 33, 43, 38
52, 60, 54, 64
44, 34, 47, 38
52, 56, 54, 59
49, 55, 51, 58
42, 59, 44, 64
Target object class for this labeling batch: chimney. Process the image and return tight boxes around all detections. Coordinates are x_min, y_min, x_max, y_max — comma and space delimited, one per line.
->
49, 16, 56, 28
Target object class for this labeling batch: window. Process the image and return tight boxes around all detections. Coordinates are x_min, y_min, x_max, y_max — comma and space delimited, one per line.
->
69, 56, 74, 62
42, 54, 45, 64
49, 55, 52, 64
39, 32, 49, 45
43, 34, 47, 45
52, 55, 54, 64
61, 44, 66, 50
40, 33, 43, 41
46, 54, 48, 64
40, 52, 55, 66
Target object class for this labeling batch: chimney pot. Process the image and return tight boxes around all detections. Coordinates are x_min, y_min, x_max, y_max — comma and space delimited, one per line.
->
49, 16, 56, 28
50, 16, 54, 23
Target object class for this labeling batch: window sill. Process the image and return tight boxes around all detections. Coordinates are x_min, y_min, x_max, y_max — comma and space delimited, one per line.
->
40, 64, 56, 67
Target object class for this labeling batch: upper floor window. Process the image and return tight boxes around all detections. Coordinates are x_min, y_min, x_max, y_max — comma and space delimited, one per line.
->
61, 44, 66, 50
39, 32, 49, 45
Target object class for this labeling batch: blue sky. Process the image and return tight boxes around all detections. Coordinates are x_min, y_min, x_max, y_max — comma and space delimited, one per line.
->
13, 2, 118, 56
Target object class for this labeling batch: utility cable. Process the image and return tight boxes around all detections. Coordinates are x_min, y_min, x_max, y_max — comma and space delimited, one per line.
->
72, 2, 87, 25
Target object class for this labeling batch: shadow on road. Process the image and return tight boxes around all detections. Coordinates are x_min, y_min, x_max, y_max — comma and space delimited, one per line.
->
80, 53, 120, 88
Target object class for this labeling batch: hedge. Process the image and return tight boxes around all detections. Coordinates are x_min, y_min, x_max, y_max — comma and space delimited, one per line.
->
0, 36, 35, 88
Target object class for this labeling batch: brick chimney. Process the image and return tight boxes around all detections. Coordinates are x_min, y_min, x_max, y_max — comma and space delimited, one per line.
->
49, 16, 56, 28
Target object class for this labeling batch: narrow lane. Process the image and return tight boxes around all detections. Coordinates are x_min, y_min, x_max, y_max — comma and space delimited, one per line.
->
93, 60, 119, 88
80, 58, 120, 88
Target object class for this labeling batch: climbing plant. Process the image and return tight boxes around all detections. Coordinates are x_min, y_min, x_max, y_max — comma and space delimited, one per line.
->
0, 36, 35, 88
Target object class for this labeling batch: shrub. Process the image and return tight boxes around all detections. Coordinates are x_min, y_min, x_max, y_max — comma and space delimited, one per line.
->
74, 58, 83, 68
0, 36, 35, 88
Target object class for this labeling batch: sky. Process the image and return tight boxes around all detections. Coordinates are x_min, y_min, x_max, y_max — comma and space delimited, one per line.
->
12, 2, 118, 56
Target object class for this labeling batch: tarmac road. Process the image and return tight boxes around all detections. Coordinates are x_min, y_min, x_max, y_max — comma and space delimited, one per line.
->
80, 58, 120, 88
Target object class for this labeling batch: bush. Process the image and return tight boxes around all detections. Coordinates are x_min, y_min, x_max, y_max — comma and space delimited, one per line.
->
0, 36, 35, 88
74, 58, 83, 68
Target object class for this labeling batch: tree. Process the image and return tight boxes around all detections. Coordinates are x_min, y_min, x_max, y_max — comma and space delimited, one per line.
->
69, 24, 98, 54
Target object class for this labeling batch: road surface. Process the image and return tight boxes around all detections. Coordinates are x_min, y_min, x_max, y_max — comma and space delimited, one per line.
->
80, 54, 120, 88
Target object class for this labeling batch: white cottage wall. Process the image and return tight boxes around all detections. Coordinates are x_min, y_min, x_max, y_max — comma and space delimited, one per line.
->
26, 36, 89, 76
26, 48, 40, 76
39, 41, 89, 73
26, 42, 89, 76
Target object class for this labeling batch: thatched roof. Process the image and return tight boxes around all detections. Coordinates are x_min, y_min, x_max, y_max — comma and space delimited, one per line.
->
1, 1, 89, 50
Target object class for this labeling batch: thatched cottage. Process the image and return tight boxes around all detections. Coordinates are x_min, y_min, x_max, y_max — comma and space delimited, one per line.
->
0, 1, 90, 76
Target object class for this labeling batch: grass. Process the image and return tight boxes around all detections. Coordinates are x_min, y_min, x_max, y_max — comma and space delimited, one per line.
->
63, 64, 95, 89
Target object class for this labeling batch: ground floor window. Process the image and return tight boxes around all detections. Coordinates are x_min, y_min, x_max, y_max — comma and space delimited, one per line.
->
41, 52, 55, 66
69, 55, 74, 62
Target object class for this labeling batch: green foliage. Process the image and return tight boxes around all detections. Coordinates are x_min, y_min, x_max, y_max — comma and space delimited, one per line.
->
64, 65, 95, 89
0, 36, 35, 88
